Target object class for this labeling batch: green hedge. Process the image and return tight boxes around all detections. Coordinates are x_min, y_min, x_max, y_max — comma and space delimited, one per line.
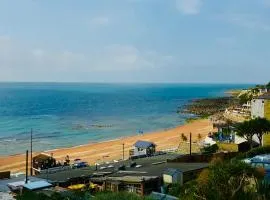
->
233, 146, 270, 160
202, 144, 219, 154
94, 192, 153, 200
16, 191, 153, 200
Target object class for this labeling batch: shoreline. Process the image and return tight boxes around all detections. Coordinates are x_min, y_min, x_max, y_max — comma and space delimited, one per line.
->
0, 119, 198, 157
0, 116, 193, 157
0, 119, 214, 173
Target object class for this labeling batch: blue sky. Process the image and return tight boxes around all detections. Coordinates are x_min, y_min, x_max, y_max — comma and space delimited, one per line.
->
0, 0, 270, 83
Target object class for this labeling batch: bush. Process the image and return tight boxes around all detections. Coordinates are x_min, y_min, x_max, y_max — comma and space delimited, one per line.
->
167, 184, 182, 197
194, 161, 265, 200
94, 192, 152, 200
233, 146, 270, 160
16, 191, 152, 200
202, 144, 219, 154
16, 191, 91, 200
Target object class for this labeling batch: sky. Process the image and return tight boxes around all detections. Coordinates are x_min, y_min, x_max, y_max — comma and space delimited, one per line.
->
0, 0, 270, 83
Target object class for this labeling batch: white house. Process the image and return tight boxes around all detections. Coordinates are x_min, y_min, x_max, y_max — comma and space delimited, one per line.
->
251, 93, 270, 119
133, 140, 156, 157
202, 136, 216, 146
251, 98, 265, 118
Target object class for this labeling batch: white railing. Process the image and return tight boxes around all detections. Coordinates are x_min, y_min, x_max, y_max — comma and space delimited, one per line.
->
34, 166, 71, 174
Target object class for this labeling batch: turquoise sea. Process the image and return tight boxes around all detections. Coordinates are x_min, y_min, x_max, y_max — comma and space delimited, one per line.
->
0, 83, 250, 155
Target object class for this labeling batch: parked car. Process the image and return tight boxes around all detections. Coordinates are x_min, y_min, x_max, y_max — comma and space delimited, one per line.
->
73, 160, 88, 168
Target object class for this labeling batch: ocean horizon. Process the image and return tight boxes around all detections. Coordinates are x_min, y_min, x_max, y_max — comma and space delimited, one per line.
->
0, 83, 251, 156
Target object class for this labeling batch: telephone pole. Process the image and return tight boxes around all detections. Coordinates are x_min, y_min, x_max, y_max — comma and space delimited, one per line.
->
30, 129, 33, 176
189, 132, 192, 157
25, 150, 29, 184
122, 143, 125, 160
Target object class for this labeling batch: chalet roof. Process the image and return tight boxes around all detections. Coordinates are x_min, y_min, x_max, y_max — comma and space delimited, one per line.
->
134, 141, 156, 149
163, 168, 181, 176
23, 180, 52, 191
1, 176, 46, 192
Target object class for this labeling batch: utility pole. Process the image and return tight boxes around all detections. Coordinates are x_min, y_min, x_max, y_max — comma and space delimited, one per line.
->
189, 132, 192, 157
122, 143, 125, 160
25, 150, 28, 184
30, 128, 33, 176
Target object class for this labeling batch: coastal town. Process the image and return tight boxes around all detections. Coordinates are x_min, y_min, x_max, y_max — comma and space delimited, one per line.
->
1, 82, 270, 200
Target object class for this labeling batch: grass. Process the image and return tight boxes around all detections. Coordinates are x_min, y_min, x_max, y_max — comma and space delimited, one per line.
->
217, 142, 238, 152
177, 142, 201, 154
263, 134, 270, 146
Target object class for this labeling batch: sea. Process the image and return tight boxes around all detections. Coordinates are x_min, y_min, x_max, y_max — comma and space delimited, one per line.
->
0, 83, 251, 156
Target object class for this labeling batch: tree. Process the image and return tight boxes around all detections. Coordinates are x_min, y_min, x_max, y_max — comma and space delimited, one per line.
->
238, 93, 252, 105
202, 144, 219, 154
222, 119, 233, 139
181, 133, 188, 142
251, 118, 270, 146
266, 81, 270, 89
197, 133, 202, 141
235, 120, 255, 149
194, 160, 266, 200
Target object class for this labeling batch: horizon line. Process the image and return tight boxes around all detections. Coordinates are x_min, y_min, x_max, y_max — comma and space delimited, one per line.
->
0, 81, 259, 85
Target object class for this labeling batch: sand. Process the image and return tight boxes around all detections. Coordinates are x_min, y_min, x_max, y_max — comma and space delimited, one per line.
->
0, 119, 213, 173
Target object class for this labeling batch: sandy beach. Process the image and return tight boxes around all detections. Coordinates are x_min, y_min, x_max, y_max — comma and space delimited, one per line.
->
0, 119, 213, 173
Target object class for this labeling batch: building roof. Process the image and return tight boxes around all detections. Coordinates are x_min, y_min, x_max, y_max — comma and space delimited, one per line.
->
238, 140, 259, 146
37, 153, 208, 184
33, 153, 52, 161
163, 168, 181, 176
23, 180, 52, 191
134, 140, 156, 149
150, 192, 179, 200
37, 167, 95, 183
255, 92, 270, 100
0, 176, 46, 192
106, 176, 159, 183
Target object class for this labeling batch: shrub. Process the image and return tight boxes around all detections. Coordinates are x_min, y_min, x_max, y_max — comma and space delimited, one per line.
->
194, 161, 265, 200
202, 144, 219, 154
16, 191, 152, 200
94, 192, 152, 200
16, 191, 91, 200
233, 146, 270, 160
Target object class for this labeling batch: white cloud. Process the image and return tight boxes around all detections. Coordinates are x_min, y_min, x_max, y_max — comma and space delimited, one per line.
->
32, 49, 45, 57
223, 13, 270, 31
0, 36, 173, 81
176, 0, 202, 15
90, 17, 109, 25
215, 37, 236, 48
262, 0, 270, 7
0, 35, 10, 42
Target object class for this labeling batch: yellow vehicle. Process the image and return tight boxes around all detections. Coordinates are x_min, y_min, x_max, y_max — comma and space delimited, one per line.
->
68, 184, 86, 190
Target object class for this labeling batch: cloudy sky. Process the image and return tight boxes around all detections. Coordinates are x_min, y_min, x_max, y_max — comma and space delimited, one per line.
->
0, 0, 270, 83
